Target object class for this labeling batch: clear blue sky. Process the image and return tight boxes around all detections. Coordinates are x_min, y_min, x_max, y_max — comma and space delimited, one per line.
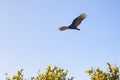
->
0, 0, 120, 80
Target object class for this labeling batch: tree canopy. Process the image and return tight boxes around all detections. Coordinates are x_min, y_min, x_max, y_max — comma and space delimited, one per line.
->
86, 63, 120, 80
5, 63, 120, 80
5, 65, 74, 80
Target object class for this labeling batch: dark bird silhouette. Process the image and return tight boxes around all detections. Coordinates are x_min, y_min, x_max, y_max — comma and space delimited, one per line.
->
59, 13, 87, 31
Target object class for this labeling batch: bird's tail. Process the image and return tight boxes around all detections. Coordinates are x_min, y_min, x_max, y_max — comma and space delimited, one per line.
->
59, 26, 68, 31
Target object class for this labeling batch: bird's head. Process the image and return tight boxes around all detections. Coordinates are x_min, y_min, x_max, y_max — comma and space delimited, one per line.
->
59, 26, 69, 31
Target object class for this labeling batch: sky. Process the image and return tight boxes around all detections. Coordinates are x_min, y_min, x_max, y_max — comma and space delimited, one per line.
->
0, 0, 120, 80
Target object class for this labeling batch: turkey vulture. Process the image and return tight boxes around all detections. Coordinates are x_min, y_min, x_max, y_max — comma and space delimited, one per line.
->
59, 13, 86, 31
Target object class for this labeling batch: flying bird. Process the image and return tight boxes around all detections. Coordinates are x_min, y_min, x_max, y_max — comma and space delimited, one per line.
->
59, 13, 87, 31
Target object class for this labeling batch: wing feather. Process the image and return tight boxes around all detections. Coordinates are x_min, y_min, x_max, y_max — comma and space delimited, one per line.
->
71, 13, 86, 27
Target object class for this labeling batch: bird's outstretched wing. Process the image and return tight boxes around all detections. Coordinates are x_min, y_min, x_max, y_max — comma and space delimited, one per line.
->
70, 13, 87, 27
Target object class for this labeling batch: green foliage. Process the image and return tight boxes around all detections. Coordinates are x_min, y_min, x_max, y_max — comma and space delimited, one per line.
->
5, 63, 120, 80
86, 63, 120, 80
32, 65, 74, 80
5, 69, 23, 80
5, 65, 74, 80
